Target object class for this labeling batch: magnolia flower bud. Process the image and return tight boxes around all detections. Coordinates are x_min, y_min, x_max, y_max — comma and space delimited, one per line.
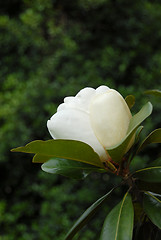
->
47, 86, 133, 162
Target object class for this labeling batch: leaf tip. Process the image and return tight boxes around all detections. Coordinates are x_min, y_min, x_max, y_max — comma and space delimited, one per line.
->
148, 101, 153, 113
10, 147, 20, 152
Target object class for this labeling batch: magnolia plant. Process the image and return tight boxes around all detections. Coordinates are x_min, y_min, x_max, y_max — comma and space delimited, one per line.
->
12, 86, 161, 239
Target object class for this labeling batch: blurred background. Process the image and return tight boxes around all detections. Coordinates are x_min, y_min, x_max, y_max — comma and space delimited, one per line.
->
0, 0, 161, 239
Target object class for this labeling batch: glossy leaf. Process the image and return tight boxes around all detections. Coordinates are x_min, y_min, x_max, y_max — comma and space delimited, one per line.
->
100, 192, 134, 240
65, 188, 114, 240
134, 166, 161, 182
137, 128, 161, 153
143, 191, 161, 229
144, 89, 161, 98
41, 158, 106, 179
125, 95, 135, 109
107, 102, 153, 162
33, 154, 51, 163
135, 126, 144, 144
11, 139, 104, 168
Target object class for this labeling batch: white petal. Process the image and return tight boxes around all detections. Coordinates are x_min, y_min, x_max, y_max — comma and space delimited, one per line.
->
74, 87, 96, 111
76, 87, 95, 99
64, 96, 75, 103
47, 108, 108, 161
58, 87, 95, 113
90, 89, 132, 148
96, 85, 110, 94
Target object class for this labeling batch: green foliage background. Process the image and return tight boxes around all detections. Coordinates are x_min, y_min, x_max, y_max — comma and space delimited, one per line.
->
0, 0, 161, 239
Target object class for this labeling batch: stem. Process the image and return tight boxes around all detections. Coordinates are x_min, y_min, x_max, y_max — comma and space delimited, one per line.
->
124, 175, 143, 203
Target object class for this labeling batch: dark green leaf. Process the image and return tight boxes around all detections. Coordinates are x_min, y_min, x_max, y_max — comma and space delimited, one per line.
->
41, 158, 106, 179
143, 191, 161, 229
149, 158, 161, 167
125, 95, 135, 109
11, 139, 103, 168
144, 89, 161, 98
134, 166, 161, 183
100, 192, 134, 240
137, 180, 161, 195
65, 188, 115, 240
137, 128, 161, 153
135, 126, 144, 144
107, 102, 153, 162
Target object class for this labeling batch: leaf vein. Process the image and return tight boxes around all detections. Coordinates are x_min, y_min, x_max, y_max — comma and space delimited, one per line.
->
115, 192, 128, 240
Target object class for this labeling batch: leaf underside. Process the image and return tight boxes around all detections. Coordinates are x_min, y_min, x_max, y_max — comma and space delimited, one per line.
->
144, 89, 161, 97
41, 158, 106, 179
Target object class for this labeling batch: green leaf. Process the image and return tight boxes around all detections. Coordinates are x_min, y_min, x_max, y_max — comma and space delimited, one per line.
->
41, 158, 106, 179
135, 126, 144, 144
107, 102, 153, 162
137, 180, 161, 195
149, 158, 161, 167
11, 139, 104, 168
33, 154, 51, 163
100, 192, 134, 240
65, 188, 115, 240
125, 95, 135, 109
143, 191, 161, 229
137, 128, 161, 153
144, 89, 161, 98
134, 166, 161, 183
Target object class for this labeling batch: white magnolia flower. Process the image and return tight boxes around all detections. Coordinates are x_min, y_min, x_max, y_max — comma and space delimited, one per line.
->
47, 86, 133, 162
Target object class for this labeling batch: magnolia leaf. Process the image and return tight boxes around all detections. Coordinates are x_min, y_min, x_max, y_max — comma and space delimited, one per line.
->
134, 166, 161, 183
65, 188, 115, 240
100, 192, 134, 240
137, 128, 161, 153
41, 158, 106, 179
107, 102, 153, 162
33, 154, 51, 163
125, 95, 135, 109
137, 180, 161, 195
143, 191, 161, 229
149, 158, 161, 167
144, 89, 161, 97
135, 126, 144, 144
11, 139, 104, 168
